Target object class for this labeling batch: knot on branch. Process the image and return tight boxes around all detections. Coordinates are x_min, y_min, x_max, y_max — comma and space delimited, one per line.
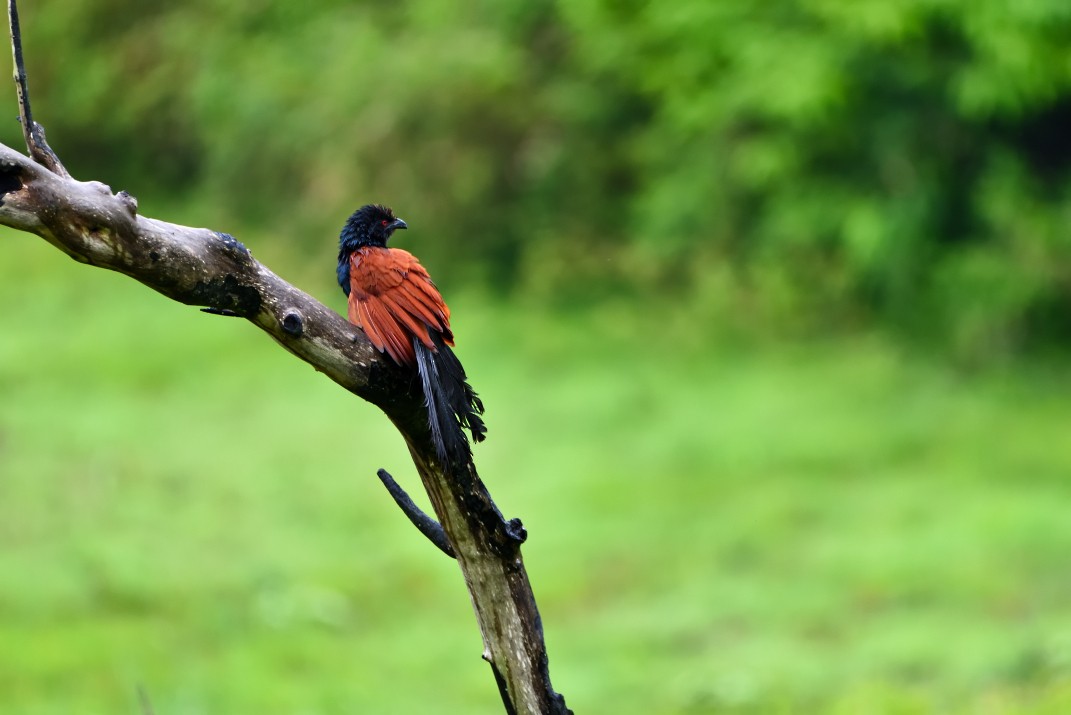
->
282, 310, 304, 336
0, 160, 22, 196
505, 517, 527, 545
214, 231, 251, 261
117, 190, 138, 216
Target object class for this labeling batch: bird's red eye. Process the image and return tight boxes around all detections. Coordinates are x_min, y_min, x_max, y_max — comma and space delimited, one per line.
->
381, 219, 389, 227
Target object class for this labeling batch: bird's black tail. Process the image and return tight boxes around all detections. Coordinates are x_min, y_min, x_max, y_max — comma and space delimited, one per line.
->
413, 333, 486, 466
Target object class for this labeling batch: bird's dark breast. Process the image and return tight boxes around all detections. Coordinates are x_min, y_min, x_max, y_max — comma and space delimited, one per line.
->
337, 255, 351, 296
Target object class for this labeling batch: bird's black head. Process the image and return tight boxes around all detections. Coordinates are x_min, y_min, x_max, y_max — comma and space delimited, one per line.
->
337, 203, 408, 295
339, 203, 408, 253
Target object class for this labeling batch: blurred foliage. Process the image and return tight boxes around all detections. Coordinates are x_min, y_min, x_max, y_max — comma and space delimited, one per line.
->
3, 234, 1071, 713
6, 0, 1071, 354
4, 3, 1071, 711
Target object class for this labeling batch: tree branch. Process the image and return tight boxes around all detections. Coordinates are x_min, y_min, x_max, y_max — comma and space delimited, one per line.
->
377, 468, 456, 558
7, 0, 67, 177
2, 4, 569, 713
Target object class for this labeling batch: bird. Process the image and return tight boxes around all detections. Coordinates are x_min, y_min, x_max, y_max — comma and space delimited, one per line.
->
337, 203, 486, 466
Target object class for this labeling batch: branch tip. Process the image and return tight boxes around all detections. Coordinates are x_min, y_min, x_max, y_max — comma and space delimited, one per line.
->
7, 0, 69, 177
376, 468, 456, 558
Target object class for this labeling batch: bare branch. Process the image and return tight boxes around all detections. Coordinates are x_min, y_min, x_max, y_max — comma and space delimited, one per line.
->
7, 0, 68, 177
377, 468, 456, 557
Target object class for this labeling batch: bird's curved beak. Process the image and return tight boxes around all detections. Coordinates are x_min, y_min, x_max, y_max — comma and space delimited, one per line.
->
390, 218, 408, 231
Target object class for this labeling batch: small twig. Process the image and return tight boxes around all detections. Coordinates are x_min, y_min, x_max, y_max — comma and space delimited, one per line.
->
377, 468, 456, 558
486, 656, 519, 715
7, 0, 68, 177
8, 0, 31, 138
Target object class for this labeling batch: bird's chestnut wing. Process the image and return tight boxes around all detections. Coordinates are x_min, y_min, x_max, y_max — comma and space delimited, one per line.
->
348, 247, 454, 365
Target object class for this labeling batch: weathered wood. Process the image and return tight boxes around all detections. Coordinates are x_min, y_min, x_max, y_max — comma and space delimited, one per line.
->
1, 3, 570, 712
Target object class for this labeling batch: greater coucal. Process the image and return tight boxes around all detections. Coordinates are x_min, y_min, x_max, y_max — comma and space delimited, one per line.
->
337, 204, 486, 466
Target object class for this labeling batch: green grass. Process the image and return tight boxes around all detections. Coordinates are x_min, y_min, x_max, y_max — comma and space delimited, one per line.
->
2, 229, 1071, 713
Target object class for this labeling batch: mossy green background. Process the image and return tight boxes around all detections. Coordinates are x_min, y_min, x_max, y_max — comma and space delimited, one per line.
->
2, 0, 1071, 713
